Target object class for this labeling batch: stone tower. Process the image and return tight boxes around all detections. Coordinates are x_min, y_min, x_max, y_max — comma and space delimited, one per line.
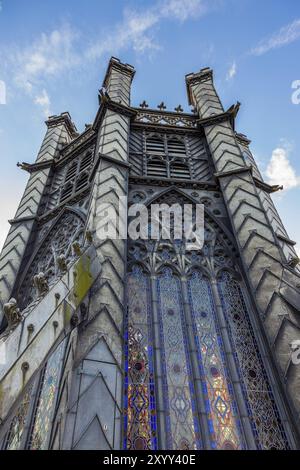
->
0, 57, 300, 450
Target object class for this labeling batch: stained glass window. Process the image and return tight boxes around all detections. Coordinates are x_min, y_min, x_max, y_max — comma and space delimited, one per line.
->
125, 204, 290, 450
28, 339, 66, 450
124, 266, 157, 450
157, 268, 201, 450
218, 271, 289, 450
188, 270, 244, 449
5, 384, 34, 450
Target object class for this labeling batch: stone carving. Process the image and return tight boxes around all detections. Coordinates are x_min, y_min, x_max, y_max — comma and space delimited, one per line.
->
33, 272, 49, 296
139, 100, 148, 108
85, 230, 93, 244
72, 241, 82, 257
3, 298, 22, 330
157, 102, 166, 110
57, 254, 68, 273
287, 256, 300, 268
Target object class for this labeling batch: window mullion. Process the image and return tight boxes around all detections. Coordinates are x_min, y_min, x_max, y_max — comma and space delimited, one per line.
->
180, 276, 211, 450
150, 275, 167, 450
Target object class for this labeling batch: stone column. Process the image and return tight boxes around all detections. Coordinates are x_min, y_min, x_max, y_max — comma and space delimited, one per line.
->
0, 113, 77, 327
186, 68, 300, 445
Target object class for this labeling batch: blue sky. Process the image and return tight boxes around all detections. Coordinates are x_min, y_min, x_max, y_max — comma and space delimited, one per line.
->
0, 0, 300, 254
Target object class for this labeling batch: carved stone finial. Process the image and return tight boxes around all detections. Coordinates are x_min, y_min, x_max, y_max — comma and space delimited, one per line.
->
139, 100, 148, 108
174, 105, 183, 113
72, 241, 82, 257
3, 298, 22, 330
157, 102, 166, 110
33, 272, 49, 296
57, 254, 68, 273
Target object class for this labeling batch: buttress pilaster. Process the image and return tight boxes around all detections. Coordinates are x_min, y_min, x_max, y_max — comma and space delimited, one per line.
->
0, 113, 77, 327
62, 58, 135, 450
186, 69, 300, 437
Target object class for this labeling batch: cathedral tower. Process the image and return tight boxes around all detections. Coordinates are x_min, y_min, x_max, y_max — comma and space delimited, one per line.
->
0, 57, 300, 450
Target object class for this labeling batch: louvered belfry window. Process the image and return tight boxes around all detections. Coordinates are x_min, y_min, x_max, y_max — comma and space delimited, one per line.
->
129, 130, 213, 181
146, 134, 191, 179
58, 149, 94, 204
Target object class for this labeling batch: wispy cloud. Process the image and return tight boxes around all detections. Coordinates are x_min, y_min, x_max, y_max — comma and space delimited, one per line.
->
87, 0, 212, 59
266, 143, 300, 191
1, 0, 216, 115
251, 18, 300, 56
226, 61, 236, 80
34, 89, 51, 118
0, 23, 80, 116
12, 24, 80, 90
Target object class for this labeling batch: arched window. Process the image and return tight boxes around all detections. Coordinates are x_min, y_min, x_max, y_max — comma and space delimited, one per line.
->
1, 337, 67, 450
187, 270, 243, 450
27, 339, 66, 449
157, 268, 200, 450
217, 271, 289, 450
124, 265, 157, 450
124, 194, 290, 450
18, 211, 85, 309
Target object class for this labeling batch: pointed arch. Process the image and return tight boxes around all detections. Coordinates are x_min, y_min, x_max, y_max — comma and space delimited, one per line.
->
17, 207, 86, 308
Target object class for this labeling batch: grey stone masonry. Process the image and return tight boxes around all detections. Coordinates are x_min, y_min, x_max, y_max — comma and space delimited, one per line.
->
61, 58, 135, 450
186, 68, 300, 437
0, 113, 78, 327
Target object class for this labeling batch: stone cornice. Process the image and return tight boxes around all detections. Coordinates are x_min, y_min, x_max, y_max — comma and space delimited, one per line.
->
214, 165, 252, 179
185, 67, 213, 105
214, 166, 284, 194
235, 132, 252, 146
90, 153, 131, 182
92, 95, 137, 132
46, 112, 78, 139
197, 102, 240, 130
102, 57, 135, 89
129, 175, 218, 190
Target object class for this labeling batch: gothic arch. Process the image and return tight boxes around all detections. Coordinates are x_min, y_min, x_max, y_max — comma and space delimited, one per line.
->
124, 187, 291, 450
17, 207, 86, 308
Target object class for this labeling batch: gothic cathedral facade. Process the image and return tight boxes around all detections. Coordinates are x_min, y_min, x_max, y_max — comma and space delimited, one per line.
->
0, 57, 300, 450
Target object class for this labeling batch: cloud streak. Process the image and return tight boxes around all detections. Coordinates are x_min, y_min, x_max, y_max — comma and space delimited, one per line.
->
251, 18, 300, 56
87, 0, 212, 59
0, 0, 216, 116
34, 89, 51, 118
226, 61, 236, 80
